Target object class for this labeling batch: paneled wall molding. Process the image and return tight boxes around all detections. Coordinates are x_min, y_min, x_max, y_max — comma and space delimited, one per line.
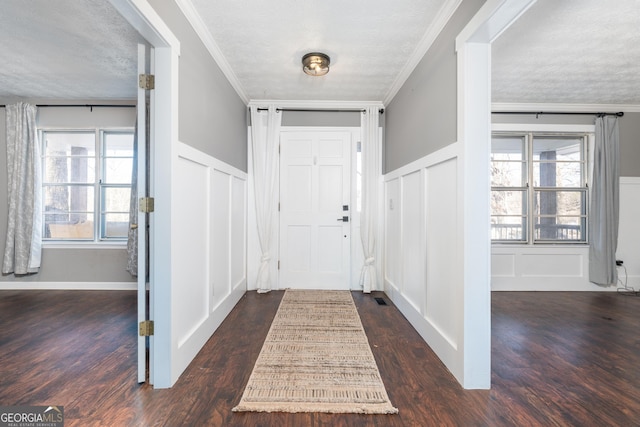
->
492, 176, 640, 291
172, 141, 247, 381
384, 142, 460, 181
383, 142, 461, 385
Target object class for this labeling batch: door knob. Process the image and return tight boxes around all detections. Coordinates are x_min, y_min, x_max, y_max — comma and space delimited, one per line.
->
337, 216, 349, 222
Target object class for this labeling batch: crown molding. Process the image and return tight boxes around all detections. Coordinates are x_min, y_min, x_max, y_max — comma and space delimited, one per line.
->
492, 102, 640, 113
383, 0, 463, 106
248, 99, 384, 110
175, 0, 249, 104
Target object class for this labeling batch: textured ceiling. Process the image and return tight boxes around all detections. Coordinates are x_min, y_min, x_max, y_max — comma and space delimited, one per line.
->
187, 0, 450, 102
492, 0, 640, 105
1, 0, 638, 106
0, 0, 143, 101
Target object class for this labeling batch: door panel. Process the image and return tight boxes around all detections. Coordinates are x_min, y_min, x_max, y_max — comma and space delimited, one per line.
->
279, 131, 351, 290
136, 44, 149, 384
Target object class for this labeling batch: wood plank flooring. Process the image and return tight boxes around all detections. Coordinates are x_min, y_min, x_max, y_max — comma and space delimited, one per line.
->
0, 289, 639, 426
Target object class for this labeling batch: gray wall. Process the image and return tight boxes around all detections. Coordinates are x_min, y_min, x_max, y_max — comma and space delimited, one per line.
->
281, 111, 361, 127
0, 105, 136, 283
148, 0, 247, 172
384, 0, 486, 173
493, 112, 640, 177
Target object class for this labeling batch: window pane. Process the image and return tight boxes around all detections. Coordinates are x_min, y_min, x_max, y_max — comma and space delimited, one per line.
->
534, 190, 586, 217
44, 185, 94, 213
44, 132, 96, 157
534, 216, 585, 241
491, 136, 524, 161
533, 137, 582, 162
43, 156, 96, 184
102, 187, 131, 212
104, 132, 134, 157
104, 158, 133, 184
44, 213, 94, 239
43, 132, 95, 184
491, 161, 526, 187
102, 213, 129, 238
533, 161, 582, 187
491, 190, 526, 216
491, 136, 525, 187
491, 216, 527, 241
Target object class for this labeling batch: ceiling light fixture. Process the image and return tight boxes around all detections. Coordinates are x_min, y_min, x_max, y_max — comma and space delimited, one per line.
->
302, 52, 330, 76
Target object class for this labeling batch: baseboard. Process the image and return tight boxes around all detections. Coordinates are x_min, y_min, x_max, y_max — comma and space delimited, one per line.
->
0, 281, 137, 291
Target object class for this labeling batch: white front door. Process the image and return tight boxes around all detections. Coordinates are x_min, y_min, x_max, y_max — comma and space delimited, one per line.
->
279, 130, 352, 290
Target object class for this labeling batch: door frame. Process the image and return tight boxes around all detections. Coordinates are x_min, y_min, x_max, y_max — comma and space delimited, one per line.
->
277, 128, 360, 290
246, 126, 362, 291
108, 0, 180, 388
452, 0, 538, 389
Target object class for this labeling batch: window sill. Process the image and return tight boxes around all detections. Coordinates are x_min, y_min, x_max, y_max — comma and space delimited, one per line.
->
42, 241, 127, 250
492, 243, 589, 249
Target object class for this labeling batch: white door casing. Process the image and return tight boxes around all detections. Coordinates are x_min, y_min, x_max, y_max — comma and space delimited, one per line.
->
136, 43, 149, 384
279, 130, 352, 290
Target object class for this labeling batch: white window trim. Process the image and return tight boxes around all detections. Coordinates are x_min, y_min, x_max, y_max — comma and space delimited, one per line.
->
491, 123, 595, 246
40, 127, 134, 246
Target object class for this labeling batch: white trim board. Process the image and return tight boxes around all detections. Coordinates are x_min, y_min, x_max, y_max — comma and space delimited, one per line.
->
492, 123, 595, 133
0, 282, 137, 291
492, 103, 640, 113
248, 100, 385, 110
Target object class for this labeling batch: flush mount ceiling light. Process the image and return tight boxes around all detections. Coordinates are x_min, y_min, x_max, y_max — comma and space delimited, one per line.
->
302, 52, 330, 76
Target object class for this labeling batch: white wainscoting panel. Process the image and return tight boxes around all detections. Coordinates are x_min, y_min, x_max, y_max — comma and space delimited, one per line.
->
617, 177, 640, 289
174, 154, 211, 348
384, 178, 401, 292
492, 177, 640, 291
173, 142, 247, 376
424, 158, 458, 348
231, 176, 247, 291
400, 170, 425, 314
383, 143, 462, 385
211, 169, 231, 307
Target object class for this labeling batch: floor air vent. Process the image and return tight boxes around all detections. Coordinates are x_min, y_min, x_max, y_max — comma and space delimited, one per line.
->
374, 297, 387, 306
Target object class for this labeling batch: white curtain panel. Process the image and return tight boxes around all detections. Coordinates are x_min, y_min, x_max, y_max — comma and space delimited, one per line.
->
2, 102, 42, 275
359, 107, 381, 293
589, 116, 620, 286
250, 106, 281, 293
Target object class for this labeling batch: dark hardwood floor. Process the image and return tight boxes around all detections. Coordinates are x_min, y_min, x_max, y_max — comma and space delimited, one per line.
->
1, 289, 639, 426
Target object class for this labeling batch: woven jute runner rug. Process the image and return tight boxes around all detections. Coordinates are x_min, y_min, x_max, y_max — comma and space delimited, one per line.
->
232, 289, 398, 414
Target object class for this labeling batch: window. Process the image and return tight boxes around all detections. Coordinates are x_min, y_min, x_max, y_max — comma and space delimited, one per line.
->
41, 130, 134, 242
491, 132, 588, 243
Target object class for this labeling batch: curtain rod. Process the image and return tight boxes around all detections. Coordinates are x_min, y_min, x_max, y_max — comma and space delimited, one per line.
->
0, 104, 135, 111
255, 107, 385, 114
492, 111, 624, 118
